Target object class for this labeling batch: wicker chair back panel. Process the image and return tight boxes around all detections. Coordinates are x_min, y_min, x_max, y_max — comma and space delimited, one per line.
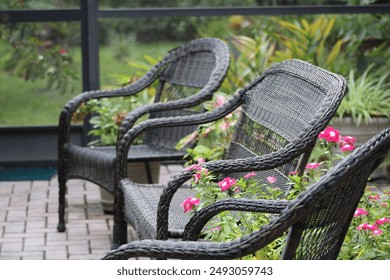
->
160, 51, 216, 88
144, 108, 199, 150
243, 72, 327, 142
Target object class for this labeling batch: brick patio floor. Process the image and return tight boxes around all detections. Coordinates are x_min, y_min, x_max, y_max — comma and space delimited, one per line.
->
0, 164, 184, 260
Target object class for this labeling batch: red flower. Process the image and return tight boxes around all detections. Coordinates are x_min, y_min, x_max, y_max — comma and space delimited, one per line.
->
342, 136, 356, 145
218, 177, 237, 192
375, 217, 390, 225
305, 163, 321, 170
340, 144, 355, 152
266, 176, 277, 184
59, 48, 67, 55
318, 126, 340, 143
354, 208, 369, 217
181, 197, 200, 213
244, 172, 256, 179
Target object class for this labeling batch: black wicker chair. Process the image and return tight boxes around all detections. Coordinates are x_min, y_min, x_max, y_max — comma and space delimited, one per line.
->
57, 38, 230, 233
103, 128, 390, 260
113, 59, 347, 248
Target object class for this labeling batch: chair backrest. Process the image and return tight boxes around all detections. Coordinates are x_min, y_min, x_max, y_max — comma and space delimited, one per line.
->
225, 60, 346, 189
142, 38, 230, 149
280, 128, 390, 259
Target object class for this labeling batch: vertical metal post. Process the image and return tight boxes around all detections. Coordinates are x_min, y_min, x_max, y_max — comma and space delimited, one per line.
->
80, 0, 100, 145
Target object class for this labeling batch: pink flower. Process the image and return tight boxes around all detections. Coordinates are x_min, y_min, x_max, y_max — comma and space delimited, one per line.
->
266, 176, 277, 184
215, 95, 226, 107
197, 158, 205, 163
372, 229, 383, 236
340, 144, 355, 152
366, 224, 378, 231
181, 197, 200, 213
354, 208, 369, 217
375, 217, 390, 225
342, 136, 356, 145
369, 194, 380, 201
384, 191, 390, 195
381, 203, 388, 207
185, 164, 202, 172
305, 163, 321, 170
244, 172, 256, 179
289, 171, 298, 175
218, 177, 237, 192
211, 226, 222, 231
194, 173, 201, 184
318, 126, 340, 143
356, 222, 369, 231
59, 48, 67, 54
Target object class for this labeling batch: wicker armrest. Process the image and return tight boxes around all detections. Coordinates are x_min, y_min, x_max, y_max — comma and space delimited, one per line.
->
117, 90, 217, 142
183, 198, 290, 241
58, 69, 160, 145
115, 93, 244, 177
155, 130, 316, 239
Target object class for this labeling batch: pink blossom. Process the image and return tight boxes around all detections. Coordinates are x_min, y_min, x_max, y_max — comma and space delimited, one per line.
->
266, 176, 277, 184
215, 95, 226, 107
218, 177, 237, 192
289, 171, 298, 175
356, 223, 378, 231
384, 191, 390, 195
369, 194, 380, 200
194, 173, 201, 184
59, 48, 67, 54
356, 222, 369, 231
244, 172, 256, 179
366, 224, 378, 231
354, 208, 369, 217
197, 158, 205, 163
305, 163, 321, 170
211, 226, 222, 231
318, 127, 340, 143
372, 229, 383, 236
342, 136, 356, 145
340, 144, 355, 152
381, 203, 388, 207
181, 197, 200, 213
375, 217, 390, 225
185, 164, 202, 172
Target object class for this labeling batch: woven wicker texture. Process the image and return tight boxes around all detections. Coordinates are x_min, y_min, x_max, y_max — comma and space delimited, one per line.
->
103, 128, 390, 260
116, 59, 347, 248
56, 38, 230, 234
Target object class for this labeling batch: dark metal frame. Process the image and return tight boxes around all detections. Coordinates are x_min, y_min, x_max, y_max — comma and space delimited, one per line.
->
0, 0, 389, 167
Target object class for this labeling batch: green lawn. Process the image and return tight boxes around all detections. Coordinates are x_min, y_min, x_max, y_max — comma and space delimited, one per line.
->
0, 41, 180, 126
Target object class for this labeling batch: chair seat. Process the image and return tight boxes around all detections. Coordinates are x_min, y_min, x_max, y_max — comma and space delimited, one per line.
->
93, 144, 186, 162
121, 179, 195, 239
66, 143, 186, 192
121, 168, 290, 240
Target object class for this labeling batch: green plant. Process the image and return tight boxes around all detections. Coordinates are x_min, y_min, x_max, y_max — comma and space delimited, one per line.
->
268, 15, 347, 74
182, 126, 390, 259
336, 65, 390, 125
176, 93, 239, 163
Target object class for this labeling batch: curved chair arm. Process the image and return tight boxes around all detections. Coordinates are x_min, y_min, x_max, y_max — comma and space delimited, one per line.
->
115, 93, 244, 179
117, 84, 222, 143
155, 128, 318, 239
183, 198, 290, 241
58, 67, 161, 148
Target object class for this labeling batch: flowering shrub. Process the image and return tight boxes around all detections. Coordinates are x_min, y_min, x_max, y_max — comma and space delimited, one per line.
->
181, 126, 390, 259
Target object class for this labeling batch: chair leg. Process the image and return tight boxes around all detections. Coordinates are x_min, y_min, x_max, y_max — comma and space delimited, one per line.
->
57, 174, 67, 232
112, 191, 128, 249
